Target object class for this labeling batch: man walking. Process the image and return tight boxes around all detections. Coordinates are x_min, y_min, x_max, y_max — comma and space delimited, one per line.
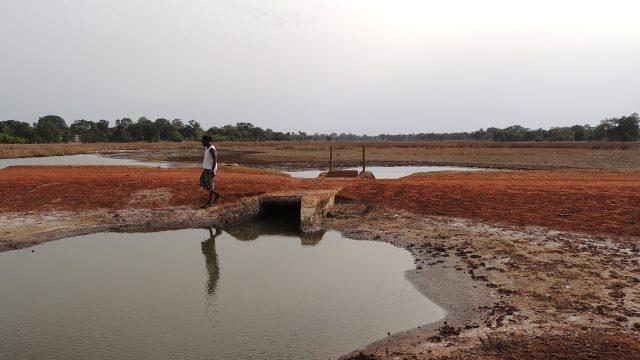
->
200, 135, 221, 207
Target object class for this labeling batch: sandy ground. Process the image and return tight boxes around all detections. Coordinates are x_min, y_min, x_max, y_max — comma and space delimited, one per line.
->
1, 165, 639, 359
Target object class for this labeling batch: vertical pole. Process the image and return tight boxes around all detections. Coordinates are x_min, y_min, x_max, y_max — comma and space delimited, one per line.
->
329, 146, 333, 171
362, 145, 366, 172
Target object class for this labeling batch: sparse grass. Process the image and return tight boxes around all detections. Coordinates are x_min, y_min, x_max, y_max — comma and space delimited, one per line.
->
222, 140, 640, 151
222, 164, 291, 177
401, 170, 483, 178
479, 334, 517, 352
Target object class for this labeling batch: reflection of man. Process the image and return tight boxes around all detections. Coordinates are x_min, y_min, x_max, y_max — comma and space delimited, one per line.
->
201, 227, 222, 296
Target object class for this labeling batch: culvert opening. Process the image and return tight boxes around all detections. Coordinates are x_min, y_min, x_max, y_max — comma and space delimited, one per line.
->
260, 200, 302, 230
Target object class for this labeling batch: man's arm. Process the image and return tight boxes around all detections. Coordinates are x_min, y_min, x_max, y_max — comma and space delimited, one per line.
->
210, 147, 217, 174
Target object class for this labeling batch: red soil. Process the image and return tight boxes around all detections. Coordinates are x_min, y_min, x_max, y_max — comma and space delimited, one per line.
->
0, 166, 337, 212
339, 171, 640, 238
1, 166, 638, 238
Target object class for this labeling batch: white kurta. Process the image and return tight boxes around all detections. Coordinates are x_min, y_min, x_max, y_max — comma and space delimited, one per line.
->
202, 145, 218, 175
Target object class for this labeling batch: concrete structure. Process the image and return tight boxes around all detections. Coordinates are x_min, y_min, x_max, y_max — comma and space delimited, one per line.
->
260, 189, 338, 232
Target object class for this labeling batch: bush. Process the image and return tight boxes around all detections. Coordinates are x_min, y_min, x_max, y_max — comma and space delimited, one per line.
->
479, 334, 517, 352
0, 133, 27, 144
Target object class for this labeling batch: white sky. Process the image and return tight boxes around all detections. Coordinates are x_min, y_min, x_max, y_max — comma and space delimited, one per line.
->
1, 0, 639, 134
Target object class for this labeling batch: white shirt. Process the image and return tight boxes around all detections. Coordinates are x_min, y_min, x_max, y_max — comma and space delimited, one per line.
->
202, 144, 218, 175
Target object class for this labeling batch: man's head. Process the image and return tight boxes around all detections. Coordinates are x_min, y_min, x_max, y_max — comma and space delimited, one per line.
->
202, 134, 213, 147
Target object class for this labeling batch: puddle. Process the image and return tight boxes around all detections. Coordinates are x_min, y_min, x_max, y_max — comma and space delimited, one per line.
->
286, 165, 485, 179
0, 154, 171, 169
0, 222, 445, 360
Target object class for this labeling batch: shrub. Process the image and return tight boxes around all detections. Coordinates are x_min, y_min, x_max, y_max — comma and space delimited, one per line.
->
479, 334, 517, 352
0, 133, 27, 144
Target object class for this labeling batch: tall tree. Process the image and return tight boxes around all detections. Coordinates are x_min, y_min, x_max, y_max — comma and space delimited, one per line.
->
35, 115, 69, 143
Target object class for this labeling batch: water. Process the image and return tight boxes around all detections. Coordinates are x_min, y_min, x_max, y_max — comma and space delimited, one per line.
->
286, 165, 484, 179
0, 223, 444, 360
0, 153, 170, 169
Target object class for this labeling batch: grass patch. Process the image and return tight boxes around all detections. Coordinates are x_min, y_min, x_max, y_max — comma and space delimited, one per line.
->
479, 334, 517, 352
401, 170, 476, 178
223, 165, 291, 177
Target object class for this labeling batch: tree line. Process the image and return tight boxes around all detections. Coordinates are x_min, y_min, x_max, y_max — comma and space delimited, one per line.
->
0, 116, 205, 144
1, 113, 638, 144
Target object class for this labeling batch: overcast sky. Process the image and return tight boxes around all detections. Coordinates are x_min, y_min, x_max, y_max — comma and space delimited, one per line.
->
1, 0, 638, 134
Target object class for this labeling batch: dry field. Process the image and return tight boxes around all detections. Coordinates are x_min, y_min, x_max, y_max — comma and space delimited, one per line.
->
0, 141, 196, 158
121, 140, 640, 170
3, 141, 640, 170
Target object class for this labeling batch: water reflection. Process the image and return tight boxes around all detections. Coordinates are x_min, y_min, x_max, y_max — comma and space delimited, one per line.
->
223, 220, 326, 246
201, 227, 221, 296
201, 222, 326, 298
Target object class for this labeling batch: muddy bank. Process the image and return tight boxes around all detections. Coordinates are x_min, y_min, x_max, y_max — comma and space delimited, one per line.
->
324, 209, 640, 359
0, 188, 338, 252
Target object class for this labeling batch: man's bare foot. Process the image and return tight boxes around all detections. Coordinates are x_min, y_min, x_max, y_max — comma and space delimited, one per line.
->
212, 193, 221, 204
200, 202, 212, 208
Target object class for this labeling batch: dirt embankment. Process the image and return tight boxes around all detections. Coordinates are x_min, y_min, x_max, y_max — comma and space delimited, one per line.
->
0, 166, 338, 213
2, 166, 638, 239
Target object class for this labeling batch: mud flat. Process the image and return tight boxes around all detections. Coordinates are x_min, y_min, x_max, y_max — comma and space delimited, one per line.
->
1, 165, 639, 359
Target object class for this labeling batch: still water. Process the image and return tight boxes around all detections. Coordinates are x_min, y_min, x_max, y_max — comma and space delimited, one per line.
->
0, 222, 444, 360
286, 165, 484, 179
0, 153, 170, 169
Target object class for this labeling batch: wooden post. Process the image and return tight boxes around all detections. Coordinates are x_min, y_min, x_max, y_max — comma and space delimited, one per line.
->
362, 145, 366, 172
329, 146, 333, 170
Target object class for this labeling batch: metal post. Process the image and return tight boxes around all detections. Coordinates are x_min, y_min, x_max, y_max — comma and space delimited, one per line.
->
362, 145, 366, 172
329, 146, 333, 170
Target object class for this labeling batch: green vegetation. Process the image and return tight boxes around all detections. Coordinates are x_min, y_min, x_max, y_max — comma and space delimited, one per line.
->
1, 113, 638, 143
0, 116, 204, 144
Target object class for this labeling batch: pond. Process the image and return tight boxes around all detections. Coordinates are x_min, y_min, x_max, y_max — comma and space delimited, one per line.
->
0, 153, 171, 169
0, 222, 445, 360
286, 165, 485, 179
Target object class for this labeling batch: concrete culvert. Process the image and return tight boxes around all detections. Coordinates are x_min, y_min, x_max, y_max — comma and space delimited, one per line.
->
260, 200, 302, 228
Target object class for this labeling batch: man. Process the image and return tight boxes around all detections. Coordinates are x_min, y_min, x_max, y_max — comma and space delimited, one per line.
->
200, 135, 221, 207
